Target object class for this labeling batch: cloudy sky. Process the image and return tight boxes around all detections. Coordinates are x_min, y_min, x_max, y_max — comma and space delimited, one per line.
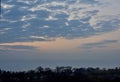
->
0, 0, 120, 71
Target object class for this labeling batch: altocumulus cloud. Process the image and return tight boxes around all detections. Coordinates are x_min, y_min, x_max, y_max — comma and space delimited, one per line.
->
0, 0, 120, 43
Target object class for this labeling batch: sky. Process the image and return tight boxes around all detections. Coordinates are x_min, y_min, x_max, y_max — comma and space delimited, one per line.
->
0, 0, 120, 71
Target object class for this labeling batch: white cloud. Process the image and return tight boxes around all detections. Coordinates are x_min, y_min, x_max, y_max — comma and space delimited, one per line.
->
0, 28, 12, 31
22, 23, 30, 29
4, 28, 12, 30
45, 15, 58, 21
28, 3, 52, 12
1, 0, 120, 42
29, 35, 55, 41
17, 0, 38, 5
65, 22, 69, 26
0, 28, 12, 35
1, 3, 14, 9
43, 25, 49, 28
0, 32, 6, 34
89, 0, 120, 30
21, 14, 37, 21
28, 0, 96, 21
30, 36, 47, 40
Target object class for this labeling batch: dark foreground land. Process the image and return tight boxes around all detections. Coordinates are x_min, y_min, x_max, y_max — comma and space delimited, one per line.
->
0, 66, 120, 82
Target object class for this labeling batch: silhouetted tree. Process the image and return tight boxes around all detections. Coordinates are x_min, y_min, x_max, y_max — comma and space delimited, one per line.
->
0, 67, 120, 82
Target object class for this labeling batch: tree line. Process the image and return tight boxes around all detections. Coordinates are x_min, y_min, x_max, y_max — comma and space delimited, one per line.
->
0, 66, 120, 82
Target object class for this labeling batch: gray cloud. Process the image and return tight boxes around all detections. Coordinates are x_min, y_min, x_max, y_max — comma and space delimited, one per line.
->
0, 45, 36, 50
81, 40, 118, 49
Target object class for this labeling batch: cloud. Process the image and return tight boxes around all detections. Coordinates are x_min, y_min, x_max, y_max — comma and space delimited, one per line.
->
81, 40, 118, 49
29, 36, 55, 41
5, 45, 35, 49
1, 3, 15, 9
0, 28, 12, 35
0, 28, 12, 31
21, 14, 37, 21
0, 45, 36, 51
0, 0, 120, 43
